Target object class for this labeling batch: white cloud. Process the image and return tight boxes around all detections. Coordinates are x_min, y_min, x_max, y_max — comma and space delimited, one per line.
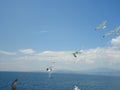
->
16, 47, 120, 65
19, 49, 36, 54
111, 36, 120, 48
14, 47, 120, 71
1, 47, 120, 71
15, 43, 120, 71
2, 36, 120, 71
16, 50, 74, 61
0, 50, 16, 55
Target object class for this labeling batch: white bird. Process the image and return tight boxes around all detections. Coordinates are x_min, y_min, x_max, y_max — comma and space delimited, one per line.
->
95, 20, 108, 30
103, 25, 120, 38
74, 85, 80, 90
46, 67, 52, 72
46, 66, 53, 78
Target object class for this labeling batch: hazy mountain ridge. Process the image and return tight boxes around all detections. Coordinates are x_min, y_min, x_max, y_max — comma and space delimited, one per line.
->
54, 68, 120, 76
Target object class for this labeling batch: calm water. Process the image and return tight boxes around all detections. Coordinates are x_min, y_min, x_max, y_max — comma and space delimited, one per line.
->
0, 72, 120, 90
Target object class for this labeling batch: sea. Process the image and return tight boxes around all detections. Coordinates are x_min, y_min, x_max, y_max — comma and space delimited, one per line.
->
0, 72, 120, 90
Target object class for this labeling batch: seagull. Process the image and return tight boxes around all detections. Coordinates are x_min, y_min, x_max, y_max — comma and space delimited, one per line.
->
74, 85, 80, 90
11, 79, 18, 90
103, 25, 120, 38
46, 67, 52, 72
46, 67, 53, 78
73, 51, 82, 58
73, 53, 77, 57
95, 20, 108, 30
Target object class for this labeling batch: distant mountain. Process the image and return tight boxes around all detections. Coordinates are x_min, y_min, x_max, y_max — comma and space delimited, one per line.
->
82, 68, 120, 76
54, 70, 77, 74
54, 68, 120, 76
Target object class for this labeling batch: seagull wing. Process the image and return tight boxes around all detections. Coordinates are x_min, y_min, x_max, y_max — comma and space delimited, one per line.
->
113, 26, 120, 33
103, 30, 114, 38
73, 53, 77, 57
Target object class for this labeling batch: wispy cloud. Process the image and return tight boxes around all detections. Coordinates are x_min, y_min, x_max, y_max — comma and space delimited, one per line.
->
39, 30, 48, 33
16, 50, 74, 61
19, 49, 36, 54
0, 50, 16, 55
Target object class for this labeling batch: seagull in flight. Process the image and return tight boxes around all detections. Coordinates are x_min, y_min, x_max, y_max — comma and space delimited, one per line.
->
95, 20, 108, 30
73, 51, 82, 58
74, 85, 80, 90
46, 66, 53, 78
103, 25, 120, 38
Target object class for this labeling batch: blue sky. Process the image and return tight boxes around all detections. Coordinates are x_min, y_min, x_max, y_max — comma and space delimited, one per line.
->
0, 0, 120, 72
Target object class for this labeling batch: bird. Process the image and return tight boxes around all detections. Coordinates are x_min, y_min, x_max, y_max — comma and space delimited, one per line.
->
103, 25, 120, 38
73, 52, 77, 57
46, 67, 52, 72
74, 85, 80, 90
46, 67, 53, 78
73, 51, 82, 58
95, 20, 108, 30
11, 79, 18, 90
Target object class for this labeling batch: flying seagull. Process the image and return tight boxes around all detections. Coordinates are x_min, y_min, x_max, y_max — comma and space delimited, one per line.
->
74, 85, 80, 90
73, 52, 77, 57
11, 79, 18, 90
103, 25, 120, 38
46, 66, 53, 78
95, 20, 108, 30
73, 51, 82, 58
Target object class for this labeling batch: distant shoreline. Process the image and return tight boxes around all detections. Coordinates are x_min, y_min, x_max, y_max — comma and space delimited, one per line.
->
0, 70, 120, 77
